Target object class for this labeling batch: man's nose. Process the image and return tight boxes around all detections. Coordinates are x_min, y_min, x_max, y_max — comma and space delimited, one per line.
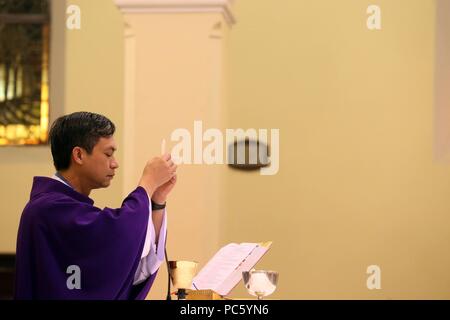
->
111, 159, 119, 169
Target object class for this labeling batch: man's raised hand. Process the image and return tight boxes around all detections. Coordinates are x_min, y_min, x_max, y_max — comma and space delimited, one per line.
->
139, 153, 177, 197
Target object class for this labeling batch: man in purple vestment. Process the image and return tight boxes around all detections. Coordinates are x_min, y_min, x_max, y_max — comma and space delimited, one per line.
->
14, 112, 177, 300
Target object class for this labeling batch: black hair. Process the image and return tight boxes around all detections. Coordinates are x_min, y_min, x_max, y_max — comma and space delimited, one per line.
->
48, 112, 115, 171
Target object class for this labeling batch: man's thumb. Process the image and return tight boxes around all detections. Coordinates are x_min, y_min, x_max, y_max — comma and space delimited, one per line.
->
162, 153, 171, 161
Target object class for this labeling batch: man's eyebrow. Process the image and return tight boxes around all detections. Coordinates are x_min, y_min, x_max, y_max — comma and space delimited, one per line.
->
106, 146, 117, 152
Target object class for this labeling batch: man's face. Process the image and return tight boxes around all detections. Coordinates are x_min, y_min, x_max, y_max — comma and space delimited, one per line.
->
81, 136, 119, 189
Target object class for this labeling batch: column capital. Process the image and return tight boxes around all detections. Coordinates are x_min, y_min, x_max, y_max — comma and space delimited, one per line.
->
114, 0, 236, 26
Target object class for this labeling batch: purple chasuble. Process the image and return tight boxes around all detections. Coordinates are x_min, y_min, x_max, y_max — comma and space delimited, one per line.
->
15, 177, 158, 300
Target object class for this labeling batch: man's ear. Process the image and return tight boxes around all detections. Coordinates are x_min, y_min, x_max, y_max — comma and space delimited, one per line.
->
72, 147, 84, 165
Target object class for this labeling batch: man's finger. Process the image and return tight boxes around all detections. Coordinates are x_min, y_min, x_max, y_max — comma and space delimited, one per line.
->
162, 153, 171, 161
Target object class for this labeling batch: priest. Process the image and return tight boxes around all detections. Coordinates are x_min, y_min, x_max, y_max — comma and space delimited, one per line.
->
14, 111, 177, 299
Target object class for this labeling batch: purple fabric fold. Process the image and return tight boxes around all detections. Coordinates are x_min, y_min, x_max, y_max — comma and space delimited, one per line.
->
15, 177, 157, 300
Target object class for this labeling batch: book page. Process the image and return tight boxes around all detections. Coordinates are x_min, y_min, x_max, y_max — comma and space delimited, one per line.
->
192, 243, 258, 291
215, 245, 270, 296
191, 242, 272, 296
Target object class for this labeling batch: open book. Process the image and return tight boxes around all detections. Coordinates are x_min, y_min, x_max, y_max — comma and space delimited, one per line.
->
191, 241, 272, 296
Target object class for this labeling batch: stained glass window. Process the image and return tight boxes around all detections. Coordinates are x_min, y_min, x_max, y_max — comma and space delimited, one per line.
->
0, 0, 49, 145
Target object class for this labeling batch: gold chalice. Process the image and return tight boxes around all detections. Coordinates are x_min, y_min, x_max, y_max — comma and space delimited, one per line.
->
168, 260, 198, 300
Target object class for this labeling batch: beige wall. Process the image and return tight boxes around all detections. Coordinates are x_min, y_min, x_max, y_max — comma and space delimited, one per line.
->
64, 0, 125, 209
435, 0, 450, 161
225, 0, 450, 299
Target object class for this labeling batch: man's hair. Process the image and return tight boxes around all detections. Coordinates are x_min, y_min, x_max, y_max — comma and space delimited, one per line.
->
49, 112, 115, 171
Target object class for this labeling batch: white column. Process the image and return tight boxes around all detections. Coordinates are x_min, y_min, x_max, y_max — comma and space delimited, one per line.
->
115, 0, 236, 299
115, 0, 235, 25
